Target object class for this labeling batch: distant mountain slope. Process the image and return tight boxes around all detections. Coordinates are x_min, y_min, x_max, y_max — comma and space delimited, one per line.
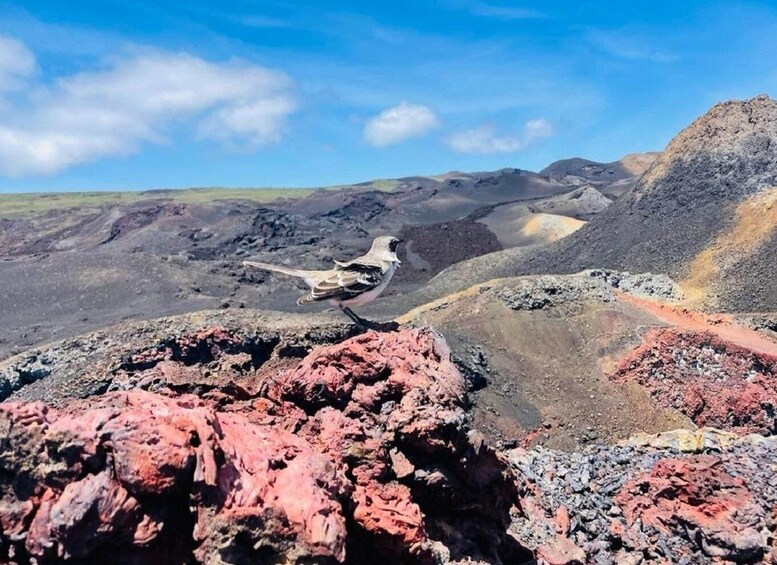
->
431, 95, 777, 312
539, 152, 660, 198
539, 152, 659, 179
0, 154, 644, 358
529, 185, 612, 220
540, 157, 632, 180
540, 94, 777, 310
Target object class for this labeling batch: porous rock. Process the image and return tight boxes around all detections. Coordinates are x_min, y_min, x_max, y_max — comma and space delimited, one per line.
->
508, 431, 777, 564
0, 328, 524, 564
610, 328, 777, 434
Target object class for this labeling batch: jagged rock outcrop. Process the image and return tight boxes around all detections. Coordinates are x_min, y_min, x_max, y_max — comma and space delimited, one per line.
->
610, 328, 777, 434
510, 429, 777, 564
0, 328, 526, 564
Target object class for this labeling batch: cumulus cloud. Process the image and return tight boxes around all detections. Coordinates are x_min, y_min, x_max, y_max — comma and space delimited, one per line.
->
0, 36, 36, 92
363, 102, 439, 147
445, 118, 553, 154
523, 118, 554, 140
0, 37, 297, 176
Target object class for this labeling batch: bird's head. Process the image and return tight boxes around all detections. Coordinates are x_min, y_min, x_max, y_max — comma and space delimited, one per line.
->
370, 235, 403, 263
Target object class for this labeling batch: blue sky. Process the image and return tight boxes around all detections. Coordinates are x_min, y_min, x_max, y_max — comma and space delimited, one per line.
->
0, 1, 776, 192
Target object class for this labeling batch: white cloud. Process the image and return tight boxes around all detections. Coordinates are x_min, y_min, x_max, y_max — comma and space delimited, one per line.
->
469, 3, 545, 20
236, 15, 291, 29
523, 118, 554, 140
363, 102, 440, 147
446, 118, 553, 154
0, 36, 36, 91
0, 37, 298, 176
586, 30, 679, 62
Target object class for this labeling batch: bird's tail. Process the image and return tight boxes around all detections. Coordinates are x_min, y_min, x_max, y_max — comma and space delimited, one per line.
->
243, 260, 309, 278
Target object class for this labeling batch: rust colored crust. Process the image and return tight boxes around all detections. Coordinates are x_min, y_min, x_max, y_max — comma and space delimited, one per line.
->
0, 328, 524, 564
617, 291, 777, 356
615, 456, 767, 562
609, 327, 777, 434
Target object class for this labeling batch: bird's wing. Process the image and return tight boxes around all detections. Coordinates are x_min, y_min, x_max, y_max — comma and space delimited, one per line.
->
333, 256, 369, 268
304, 262, 383, 303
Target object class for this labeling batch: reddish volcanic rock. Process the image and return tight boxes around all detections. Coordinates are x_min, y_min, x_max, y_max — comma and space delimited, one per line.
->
121, 326, 250, 372
535, 536, 586, 565
609, 328, 777, 434
507, 432, 777, 564
0, 328, 525, 564
616, 456, 767, 562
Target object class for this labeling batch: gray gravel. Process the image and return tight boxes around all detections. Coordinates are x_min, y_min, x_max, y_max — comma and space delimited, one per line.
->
508, 430, 777, 564
494, 270, 682, 312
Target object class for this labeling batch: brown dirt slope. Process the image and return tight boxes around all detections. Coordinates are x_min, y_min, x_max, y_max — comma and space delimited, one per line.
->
400, 272, 777, 450
400, 273, 691, 451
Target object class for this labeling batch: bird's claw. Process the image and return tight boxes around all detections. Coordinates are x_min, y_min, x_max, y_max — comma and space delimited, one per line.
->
339, 306, 398, 332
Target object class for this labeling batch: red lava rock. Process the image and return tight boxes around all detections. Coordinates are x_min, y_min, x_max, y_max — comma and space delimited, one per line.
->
389, 448, 416, 479
26, 468, 156, 559
610, 329, 777, 434
194, 409, 350, 563
615, 455, 767, 562
0, 328, 525, 564
352, 482, 426, 554
124, 326, 245, 368
554, 506, 570, 535
536, 536, 586, 565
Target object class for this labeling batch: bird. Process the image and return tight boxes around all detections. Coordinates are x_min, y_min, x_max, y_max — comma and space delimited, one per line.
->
243, 235, 402, 325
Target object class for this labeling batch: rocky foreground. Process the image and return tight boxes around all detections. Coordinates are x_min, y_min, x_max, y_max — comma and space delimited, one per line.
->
0, 328, 522, 564
3, 94, 777, 564
0, 322, 775, 564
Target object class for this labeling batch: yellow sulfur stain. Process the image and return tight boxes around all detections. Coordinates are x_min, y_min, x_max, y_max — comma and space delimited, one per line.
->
681, 187, 777, 306
520, 213, 586, 243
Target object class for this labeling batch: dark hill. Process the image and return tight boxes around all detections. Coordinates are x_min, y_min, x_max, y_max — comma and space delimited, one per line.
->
539, 152, 659, 198
430, 95, 777, 312
539, 94, 777, 311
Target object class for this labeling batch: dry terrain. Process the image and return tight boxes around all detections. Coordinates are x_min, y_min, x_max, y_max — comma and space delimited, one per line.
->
1, 96, 776, 564
0, 154, 648, 360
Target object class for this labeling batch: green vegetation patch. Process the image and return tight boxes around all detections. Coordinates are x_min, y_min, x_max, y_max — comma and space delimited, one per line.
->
0, 187, 315, 217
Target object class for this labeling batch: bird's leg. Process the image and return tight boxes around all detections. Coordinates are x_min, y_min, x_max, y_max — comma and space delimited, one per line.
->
339, 305, 368, 327
339, 305, 398, 332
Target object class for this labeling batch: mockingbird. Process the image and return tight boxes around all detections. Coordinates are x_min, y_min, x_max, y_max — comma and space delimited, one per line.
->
243, 235, 402, 325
